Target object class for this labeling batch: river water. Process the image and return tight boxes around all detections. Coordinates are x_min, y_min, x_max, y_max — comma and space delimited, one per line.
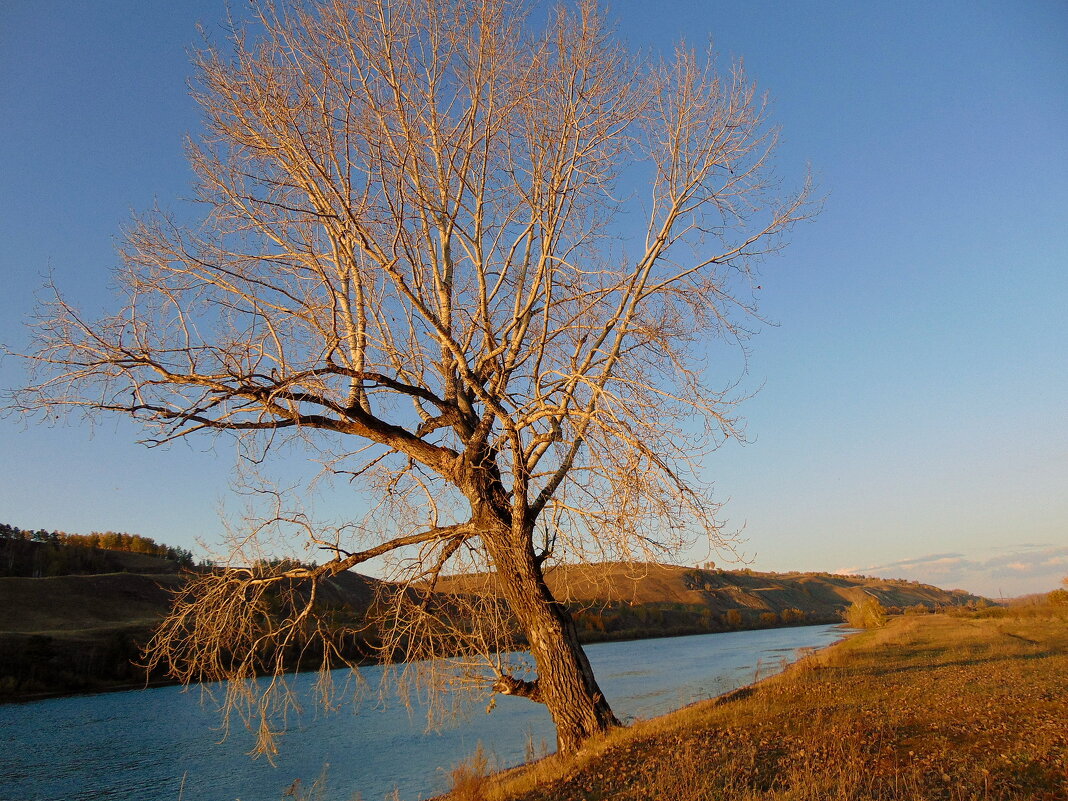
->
0, 624, 844, 801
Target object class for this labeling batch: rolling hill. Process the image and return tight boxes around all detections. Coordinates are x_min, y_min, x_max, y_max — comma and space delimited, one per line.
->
0, 542, 986, 702
0, 545, 385, 701
434, 563, 985, 641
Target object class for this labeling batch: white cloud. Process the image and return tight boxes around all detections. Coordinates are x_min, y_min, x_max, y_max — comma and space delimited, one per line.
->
836, 544, 1068, 597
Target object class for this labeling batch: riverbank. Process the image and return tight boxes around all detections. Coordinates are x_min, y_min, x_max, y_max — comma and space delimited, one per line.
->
4, 561, 978, 704
445, 606, 1068, 800
0, 616, 843, 707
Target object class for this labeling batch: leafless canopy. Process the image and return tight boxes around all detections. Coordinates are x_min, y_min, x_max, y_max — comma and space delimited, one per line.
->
10, 0, 810, 754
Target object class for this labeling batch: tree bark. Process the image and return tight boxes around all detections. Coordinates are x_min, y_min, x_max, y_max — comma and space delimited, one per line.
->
487, 530, 620, 754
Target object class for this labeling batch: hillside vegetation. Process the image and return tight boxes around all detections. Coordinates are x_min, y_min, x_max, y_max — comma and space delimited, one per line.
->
0, 561, 383, 701
0, 524, 385, 700
0, 522, 194, 576
436, 562, 986, 641
1, 526, 987, 702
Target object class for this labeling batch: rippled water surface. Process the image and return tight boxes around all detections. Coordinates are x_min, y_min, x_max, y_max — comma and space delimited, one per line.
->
0, 624, 844, 801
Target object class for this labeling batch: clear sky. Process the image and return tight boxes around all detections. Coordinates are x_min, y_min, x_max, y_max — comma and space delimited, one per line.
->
1, 1, 1065, 597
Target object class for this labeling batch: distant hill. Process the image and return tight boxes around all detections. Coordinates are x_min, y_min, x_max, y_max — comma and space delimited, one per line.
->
542, 562, 982, 611
0, 532, 987, 702
0, 522, 199, 699
0, 523, 193, 577
435, 563, 987, 641
0, 548, 386, 702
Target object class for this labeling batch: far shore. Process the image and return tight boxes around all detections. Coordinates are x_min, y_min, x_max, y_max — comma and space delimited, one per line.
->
2, 616, 844, 706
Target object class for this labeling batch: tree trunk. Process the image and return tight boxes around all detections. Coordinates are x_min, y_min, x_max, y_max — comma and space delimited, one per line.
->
489, 535, 620, 754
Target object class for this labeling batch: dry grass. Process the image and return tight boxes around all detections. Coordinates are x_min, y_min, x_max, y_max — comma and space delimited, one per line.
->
0, 572, 182, 634
445, 607, 1068, 801
447, 743, 495, 801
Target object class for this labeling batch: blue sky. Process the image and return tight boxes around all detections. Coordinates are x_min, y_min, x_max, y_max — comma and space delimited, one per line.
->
1, 1, 1065, 597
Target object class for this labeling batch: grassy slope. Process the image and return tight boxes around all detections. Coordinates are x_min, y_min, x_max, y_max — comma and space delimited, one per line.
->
0, 554, 383, 700
2, 559, 978, 645
0, 572, 183, 635
461, 607, 1068, 801
0, 553, 985, 701
0, 567, 381, 635
438, 562, 982, 616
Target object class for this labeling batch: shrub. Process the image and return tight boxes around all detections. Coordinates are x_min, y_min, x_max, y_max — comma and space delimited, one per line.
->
781, 607, 805, 624
843, 596, 887, 628
447, 742, 491, 801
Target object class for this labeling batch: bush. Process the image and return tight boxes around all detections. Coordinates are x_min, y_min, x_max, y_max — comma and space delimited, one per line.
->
781, 607, 805, 624
1047, 588, 1068, 607
447, 742, 492, 801
843, 596, 887, 628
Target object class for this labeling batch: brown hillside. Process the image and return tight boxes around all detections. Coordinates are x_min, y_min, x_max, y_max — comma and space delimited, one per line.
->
0, 565, 388, 701
105, 550, 183, 574
1, 559, 984, 702
0, 572, 183, 635
312, 569, 383, 610
0, 568, 384, 638
435, 563, 983, 618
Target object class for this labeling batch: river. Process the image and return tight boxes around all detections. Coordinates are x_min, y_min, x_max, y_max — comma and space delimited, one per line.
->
0, 624, 844, 801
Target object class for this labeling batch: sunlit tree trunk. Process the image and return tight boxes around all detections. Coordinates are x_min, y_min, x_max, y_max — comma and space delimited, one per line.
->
485, 521, 620, 752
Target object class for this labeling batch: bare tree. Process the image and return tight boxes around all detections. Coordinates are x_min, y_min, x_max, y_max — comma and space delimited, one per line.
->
9, 0, 810, 755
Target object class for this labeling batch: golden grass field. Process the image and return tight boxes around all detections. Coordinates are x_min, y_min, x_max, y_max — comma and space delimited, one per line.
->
444, 606, 1068, 801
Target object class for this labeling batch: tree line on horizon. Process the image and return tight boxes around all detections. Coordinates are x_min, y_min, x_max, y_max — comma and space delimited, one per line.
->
0, 522, 195, 577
